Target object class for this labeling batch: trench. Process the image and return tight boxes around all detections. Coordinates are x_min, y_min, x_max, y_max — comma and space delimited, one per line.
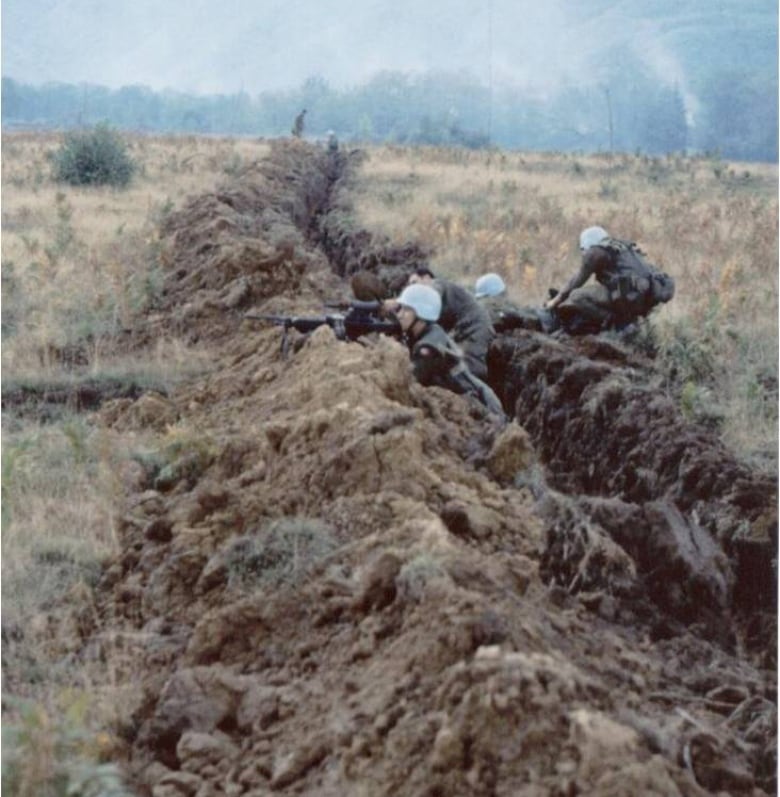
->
307, 145, 777, 654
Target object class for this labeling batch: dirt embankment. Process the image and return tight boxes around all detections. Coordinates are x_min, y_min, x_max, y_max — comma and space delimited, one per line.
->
53, 140, 775, 795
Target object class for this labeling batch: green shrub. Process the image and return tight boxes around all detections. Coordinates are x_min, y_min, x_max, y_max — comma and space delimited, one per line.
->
52, 124, 136, 188
226, 517, 338, 589
2, 695, 132, 797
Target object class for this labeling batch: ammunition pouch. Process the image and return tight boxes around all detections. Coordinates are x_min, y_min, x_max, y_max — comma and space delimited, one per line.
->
650, 272, 675, 304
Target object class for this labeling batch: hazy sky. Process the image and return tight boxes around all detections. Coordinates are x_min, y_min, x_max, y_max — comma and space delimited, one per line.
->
1, 0, 768, 98
2, 0, 688, 95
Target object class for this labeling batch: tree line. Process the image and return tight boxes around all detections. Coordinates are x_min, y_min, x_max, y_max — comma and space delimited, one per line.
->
2, 58, 776, 161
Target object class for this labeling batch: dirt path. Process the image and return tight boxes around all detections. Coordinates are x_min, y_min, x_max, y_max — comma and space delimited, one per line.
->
59, 140, 775, 795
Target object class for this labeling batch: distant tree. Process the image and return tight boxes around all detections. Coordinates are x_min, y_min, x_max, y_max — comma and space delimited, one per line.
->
695, 69, 778, 161
641, 84, 689, 154
2, 77, 23, 119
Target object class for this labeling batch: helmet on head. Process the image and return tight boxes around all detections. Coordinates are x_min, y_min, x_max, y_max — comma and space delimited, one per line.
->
474, 273, 506, 298
397, 284, 442, 322
579, 226, 609, 251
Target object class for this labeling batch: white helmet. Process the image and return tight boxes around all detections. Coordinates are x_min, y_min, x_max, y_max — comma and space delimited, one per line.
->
475, 273, 506, 298
397, 284, 442, 322
579, 226, 609, 251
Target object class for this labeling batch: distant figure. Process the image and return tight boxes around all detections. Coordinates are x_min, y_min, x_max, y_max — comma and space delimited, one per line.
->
546, 226, 675, 333
292, 109, 307, 138
393, 283, 504, 417
326, 130, 339, 153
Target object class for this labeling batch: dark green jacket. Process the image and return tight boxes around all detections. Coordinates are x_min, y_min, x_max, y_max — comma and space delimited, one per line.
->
433, 279, 494, 379
559, 238, 654, 305
409, 323, 504, 417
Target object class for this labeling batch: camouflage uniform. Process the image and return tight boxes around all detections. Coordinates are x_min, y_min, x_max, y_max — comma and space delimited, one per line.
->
433, 278, 495, 379
477, 294, 549, 332
556, 238, 673, 331
408, 322, 504, 417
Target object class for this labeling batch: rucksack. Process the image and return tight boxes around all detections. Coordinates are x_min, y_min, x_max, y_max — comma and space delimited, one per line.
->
599, 238, 675, 305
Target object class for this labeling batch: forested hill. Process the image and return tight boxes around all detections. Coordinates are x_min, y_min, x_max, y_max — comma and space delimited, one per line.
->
2, 0, 777, 161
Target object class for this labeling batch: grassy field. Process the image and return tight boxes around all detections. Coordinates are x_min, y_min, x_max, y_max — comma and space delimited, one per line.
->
1, 131, 777, 791
353, 144, 778, 463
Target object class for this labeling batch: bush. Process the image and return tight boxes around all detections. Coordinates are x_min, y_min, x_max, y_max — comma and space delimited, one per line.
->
52, 124, 136, 188
2, 695, 132, 797
226, 517, 338, 589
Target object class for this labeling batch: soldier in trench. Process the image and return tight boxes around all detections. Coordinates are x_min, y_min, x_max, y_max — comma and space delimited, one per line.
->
546, 226, 675, 333
385, 267, 495, 381
473, 272, 534, 332
392, 282, 504, 418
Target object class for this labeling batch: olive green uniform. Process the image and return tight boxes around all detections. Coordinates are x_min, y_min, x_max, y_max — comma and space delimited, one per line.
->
433, 278, 495, 379
477, 294, 551, 332
556, 239, 674, 330
408, 322, 504, 417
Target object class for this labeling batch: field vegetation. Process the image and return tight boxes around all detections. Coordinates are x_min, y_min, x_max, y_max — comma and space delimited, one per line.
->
353, 145, 778, 464
1, 131, 777, 793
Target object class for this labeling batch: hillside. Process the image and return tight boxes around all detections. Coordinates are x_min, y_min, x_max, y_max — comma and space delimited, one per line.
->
21, 139, 776, 795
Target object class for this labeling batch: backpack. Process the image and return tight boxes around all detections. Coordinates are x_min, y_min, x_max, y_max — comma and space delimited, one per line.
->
600, 238, 675, 305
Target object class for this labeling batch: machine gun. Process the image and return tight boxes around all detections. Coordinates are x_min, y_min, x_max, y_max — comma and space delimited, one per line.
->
245, 302, 401, 357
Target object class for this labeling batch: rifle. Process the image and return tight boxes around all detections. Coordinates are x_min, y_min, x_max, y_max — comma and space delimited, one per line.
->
323, 299, 384, 316
244, 309, 401, 357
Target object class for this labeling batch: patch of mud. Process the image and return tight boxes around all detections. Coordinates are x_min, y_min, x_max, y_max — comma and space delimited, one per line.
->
44, 141, 776, 795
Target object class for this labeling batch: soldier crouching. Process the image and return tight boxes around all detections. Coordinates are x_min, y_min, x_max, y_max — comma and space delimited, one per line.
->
393, 283, 505, 419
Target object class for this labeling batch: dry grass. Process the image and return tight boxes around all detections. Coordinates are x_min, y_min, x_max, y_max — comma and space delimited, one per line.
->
2, 133, 270, 373
2, 133, 257, 655
2, 131, 272, 790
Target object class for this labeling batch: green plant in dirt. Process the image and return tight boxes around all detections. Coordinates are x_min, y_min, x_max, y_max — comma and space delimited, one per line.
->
1, 436, 33, 527
2, 694, 132, 797
655, 317, 718, 387
395, 553, 450, 603
44, 192, 80, 266
51, 124, 136, 188
679, 380, 723, 428
150, 427, 217, 491
226, 517, 339, 589
222, 151, 244, 176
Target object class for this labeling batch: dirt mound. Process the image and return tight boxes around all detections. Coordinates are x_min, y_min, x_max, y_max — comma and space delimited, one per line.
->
58, 142, 777, 795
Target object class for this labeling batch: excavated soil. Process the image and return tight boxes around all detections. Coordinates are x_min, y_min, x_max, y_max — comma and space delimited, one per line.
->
50, 140, 776, 795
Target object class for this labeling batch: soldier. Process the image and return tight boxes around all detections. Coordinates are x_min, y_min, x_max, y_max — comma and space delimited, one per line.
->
546, 226, 675, 333
394, 283, 504, 418
292, 109, 307, 138
473, 272, 558, 333
399, 267, 495, 380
